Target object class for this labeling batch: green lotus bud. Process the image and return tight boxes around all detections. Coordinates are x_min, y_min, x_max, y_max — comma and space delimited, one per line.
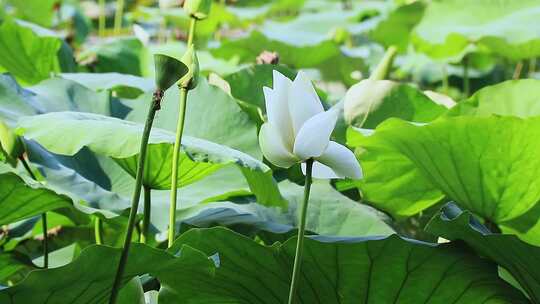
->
178, 45, 199, 90
154, 54, 189, 91
0, 120, 24, 167
184, 0, 211, 20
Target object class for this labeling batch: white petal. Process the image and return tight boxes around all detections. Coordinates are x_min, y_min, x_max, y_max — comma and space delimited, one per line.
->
293, 109, 339, 159
272, 69, 292, 91
316, 141, 363, 179
259, 123, 298, 168
264, 86, 294, 149
423, 90, 456, 108
343, 79, 397, 125
301, 161, 339, 179
288, 71, 324, 134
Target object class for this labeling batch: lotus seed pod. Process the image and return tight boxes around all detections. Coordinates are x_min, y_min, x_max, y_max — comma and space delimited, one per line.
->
184, 0, 211, 20
154, 54, 189, 91
178, 45, 199, 90
0, 120, 24, 167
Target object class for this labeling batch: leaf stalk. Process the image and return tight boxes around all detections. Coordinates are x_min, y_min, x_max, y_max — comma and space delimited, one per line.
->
287, 158, 314, 304
108, 89, 163, 304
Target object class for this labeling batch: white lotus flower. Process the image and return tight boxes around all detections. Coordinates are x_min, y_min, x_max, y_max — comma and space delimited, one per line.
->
259, 70, 363, 179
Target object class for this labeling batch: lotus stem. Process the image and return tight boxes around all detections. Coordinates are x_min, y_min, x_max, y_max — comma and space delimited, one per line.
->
441, 64, 449, 94
463, 55, 470, 97
513, 61, 523, 79
19, 156, 48, 268
167, 16, 197, 248
94, 217, 103, 245
287, 158, 314, 304
108, 90, 163, 304
113, 0, 124, 35
168, 87, 188, 247
369, 45, 397, 81
98, 0, 106, 37
187, 17, 197, 46
529, 58, 537, 76
141, 185, 151, 244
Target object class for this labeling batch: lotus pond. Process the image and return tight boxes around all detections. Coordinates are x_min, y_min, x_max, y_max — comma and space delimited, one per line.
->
1, 0, 540, 303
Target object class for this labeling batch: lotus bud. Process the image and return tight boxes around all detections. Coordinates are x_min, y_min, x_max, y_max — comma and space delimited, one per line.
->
343, 79, 397, 126
178, 45, 199, 90
154, 54, 189, 91
0, 120, 24, 167
183, 0, 211, 20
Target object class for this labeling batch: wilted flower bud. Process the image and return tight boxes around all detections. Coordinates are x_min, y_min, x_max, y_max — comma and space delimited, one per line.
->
178, 45, 199, 90
0, 120, 24, 167
154, 54, 189, 91
184, 0, 211, 20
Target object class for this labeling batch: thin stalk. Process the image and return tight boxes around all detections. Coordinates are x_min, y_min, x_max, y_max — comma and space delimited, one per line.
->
98, 0, 106, 37
166, 16, 197, 247
20, 157, 48, 268
369, 45, 397, 81
95, 217, 103, 245
187, 17, 197, 47
141, 185, 151, 244
463, 55, 470, 97
113, 0, 124, 35
441, 64, 449, 94
513, 61, 523, 79
41, 213, 48, 268
530, 58, 537, 77
287, 159, 314, 304
167, 88, 188, 247
108, 90, 163, 304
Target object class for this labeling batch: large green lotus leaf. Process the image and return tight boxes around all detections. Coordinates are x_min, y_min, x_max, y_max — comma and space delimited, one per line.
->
0, 19, 61, 85
16, 112, 284, 207
125, 77, 261, 158
60, 73, 154, 99
426, 203, 540, 302
0, 75, 128, 126
365, 116, 540, 222
0, 75, 37, 125
6, 0, 57, 27
28, 77, 127, 117
78, 38, 143, 76
412, 0, 540, 61
161, 227, 527, 303
343, 82, 447, 128
368, 1, 425, 53
280, 180, 393, 236
0, 242, 214, 304
346, 126, 444, 218
445, 79, 540, 118
0, 252, 34, 283
0, 164, 72, 226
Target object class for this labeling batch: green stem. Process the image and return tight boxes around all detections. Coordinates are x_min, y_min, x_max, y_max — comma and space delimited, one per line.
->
530, 58, 537, 76
94, 217, 103, 245
108, 91, 162, 304
187, 17, 197, 47
98, 0, 106, 37
113, 0, 124, 35
166, 16, 197, 248
441, 64, 449, 94
19, 157, 48, 268
287, 159, 314, 304
463, 55, 470, 97
41, 213, 48, 268
167, 88, 188, 248
141, 185, 151, 244
369, 45, 397, 81
513, 61, 523, 80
